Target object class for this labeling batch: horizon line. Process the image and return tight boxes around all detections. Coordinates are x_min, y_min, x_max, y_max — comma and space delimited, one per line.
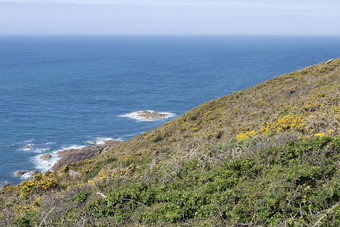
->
0, 34, 340, 37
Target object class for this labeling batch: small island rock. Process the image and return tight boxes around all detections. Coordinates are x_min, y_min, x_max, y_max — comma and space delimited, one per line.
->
40, 154, 52, 161
15, 170, 27, 177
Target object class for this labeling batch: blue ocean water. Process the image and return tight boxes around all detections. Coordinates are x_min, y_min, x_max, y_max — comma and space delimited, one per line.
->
1, 36, 339, 185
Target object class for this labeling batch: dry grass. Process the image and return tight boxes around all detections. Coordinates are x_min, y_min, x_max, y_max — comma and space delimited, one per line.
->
1, 59, 339, 226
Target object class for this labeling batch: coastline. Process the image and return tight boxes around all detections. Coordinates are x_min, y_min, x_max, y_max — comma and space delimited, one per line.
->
51, 139, 121, 171
2, 36, 339, 186
14, 140, 121, 179
1, 59, 339, 226
13, 110, 174, 182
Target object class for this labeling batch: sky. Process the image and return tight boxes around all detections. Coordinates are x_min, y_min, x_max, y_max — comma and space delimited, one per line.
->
0, 0, 339, 35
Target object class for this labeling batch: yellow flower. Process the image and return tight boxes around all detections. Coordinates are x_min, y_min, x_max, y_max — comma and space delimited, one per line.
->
87, 180, 95, 185
237, 130, 256, 141
314, 132, 325, 137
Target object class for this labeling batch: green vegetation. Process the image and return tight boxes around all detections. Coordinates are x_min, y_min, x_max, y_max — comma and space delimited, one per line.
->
1, 59, 339, 226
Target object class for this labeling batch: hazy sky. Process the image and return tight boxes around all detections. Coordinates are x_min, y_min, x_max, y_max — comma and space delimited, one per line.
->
0, 0, 339, 35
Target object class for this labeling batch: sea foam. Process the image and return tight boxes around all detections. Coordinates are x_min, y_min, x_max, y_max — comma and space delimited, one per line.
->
87, 137, 118, 145
31, 144, 86, 173
32, 153, 61, 173
52, 144, 87, 154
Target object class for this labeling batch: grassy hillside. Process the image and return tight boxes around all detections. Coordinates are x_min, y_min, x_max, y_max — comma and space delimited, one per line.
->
1, 59, 339, 226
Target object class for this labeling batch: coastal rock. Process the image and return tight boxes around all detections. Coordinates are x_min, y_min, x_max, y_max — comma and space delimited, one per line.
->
104, 140, 121, 146
23, 144, 32, 150
137, 111, 168, 120
40, 154, 52, 161
14, 170, 41, 178
32, 170, 41, 176
326, 59, 333, 64
15, 170, 27, 177
57, 148, 79, 157
52, 140, 121, 171
121, 110, 174, 121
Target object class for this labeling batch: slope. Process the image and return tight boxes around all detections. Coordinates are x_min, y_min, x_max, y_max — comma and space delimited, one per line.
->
1, 59, 339, 226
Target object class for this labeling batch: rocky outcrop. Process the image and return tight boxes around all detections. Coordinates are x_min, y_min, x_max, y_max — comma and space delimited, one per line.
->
23, 144, 33, 150
136, 111, 168, 120
51, 140, 121, 171
14, 170, 41, 178
40, 154, 52, 161
15, 171, 28, 177
32, 170, 41, 176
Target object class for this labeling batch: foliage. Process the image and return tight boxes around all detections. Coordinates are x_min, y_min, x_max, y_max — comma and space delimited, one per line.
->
1, 59, 340, 225
20, 172, 59, 198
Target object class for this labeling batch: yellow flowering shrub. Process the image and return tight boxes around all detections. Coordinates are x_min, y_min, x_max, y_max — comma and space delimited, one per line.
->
314, 132, 325, 137
32, 197, 42, 209
13, 197, 43, 215
237, 130, 256, 141
20, 172, 59, 198
109, 164, 140, 178
98, 169, 107, 179
275, 114, 305, 132
260, 122, 272, 135
13, 205, 31, 215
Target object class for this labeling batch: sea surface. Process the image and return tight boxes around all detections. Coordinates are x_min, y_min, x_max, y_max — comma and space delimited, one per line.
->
1, 36, 340, 185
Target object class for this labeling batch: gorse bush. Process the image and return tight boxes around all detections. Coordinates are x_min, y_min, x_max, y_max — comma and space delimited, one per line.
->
0, 59, 339, 226
20, 172, 59, 198
80, 136, 339, 226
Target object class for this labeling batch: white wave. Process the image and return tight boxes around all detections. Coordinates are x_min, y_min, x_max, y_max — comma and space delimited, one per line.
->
32, 153, 61, 173
18, 144, 52, 153
13, 170, 42, 180
30, 144, 86, 172
24, 139, 34, 143
18, 143, 34, 151
87, 137, 123, 145
120, 110, 176, 122
52, 144, 87, 154
19, 171, 34, 180
32, 147, 50, 154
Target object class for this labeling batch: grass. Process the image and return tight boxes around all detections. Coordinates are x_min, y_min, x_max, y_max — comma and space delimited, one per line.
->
0, 59, 339, 226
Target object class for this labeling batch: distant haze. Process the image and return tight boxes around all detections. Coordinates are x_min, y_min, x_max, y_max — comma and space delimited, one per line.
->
0, 0, 339, 35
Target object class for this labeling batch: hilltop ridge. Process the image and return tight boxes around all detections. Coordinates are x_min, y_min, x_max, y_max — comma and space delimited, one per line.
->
1, 59, 339, 226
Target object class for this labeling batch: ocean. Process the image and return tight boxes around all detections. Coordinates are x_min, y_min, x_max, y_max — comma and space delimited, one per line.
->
1, 36, 339, 185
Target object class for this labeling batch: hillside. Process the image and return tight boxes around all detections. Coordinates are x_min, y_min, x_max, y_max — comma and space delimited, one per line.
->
1, 59, 339, 226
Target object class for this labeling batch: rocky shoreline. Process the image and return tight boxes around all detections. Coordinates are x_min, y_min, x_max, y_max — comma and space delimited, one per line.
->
14, 110, 173, 179
15, 140, 121, 178
15, 170, 41, 178
51, 140, 121, 171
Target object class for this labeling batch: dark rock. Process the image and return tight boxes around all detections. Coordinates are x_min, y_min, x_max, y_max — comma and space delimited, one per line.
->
40, 154, 52, 161
57, 149, 78, 157
32, 170, 41, 176
15, 170, 27, 177
23, 144, 32, 150
104, 140, 121, 146
52, 141, 121, 171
